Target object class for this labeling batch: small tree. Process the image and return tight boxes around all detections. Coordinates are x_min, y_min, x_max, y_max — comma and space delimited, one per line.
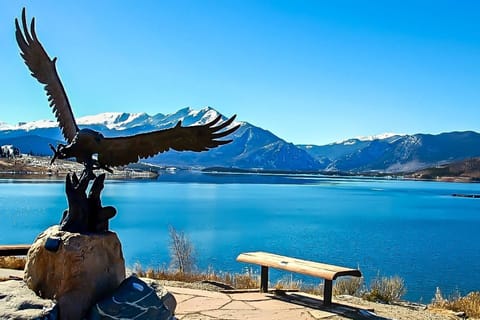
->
168, 225, 196, 274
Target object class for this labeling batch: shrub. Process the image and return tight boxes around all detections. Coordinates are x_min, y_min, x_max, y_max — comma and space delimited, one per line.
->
430, 288, 480, 318
168, 226, 196, 274
274, 274, 302, 291
0, 256, 26, 270
333, 276, 364, 297
132, 263, 260, 289
231, 268, 260, 289
363, 274, 406, 303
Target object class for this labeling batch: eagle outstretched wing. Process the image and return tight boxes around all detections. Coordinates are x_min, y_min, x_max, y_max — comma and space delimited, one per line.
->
15, 8, 78, 143
98, 115, 240, 167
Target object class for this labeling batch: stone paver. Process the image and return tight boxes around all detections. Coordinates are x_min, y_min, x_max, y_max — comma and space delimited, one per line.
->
177, 296, 230, 314
166, 286, 229, 299
172, 293, 196, 303
246, 297, 305, 310
226, 292, 271, 302
221, 300, 256, 310
309, 309, 346, 319
202, 308, 318, 320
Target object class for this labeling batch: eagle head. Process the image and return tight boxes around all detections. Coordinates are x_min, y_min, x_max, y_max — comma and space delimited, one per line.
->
50, 129, 105, 165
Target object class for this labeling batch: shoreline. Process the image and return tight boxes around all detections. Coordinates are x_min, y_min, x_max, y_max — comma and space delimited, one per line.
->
1, 155, 479, 183
0, 155, 158, 180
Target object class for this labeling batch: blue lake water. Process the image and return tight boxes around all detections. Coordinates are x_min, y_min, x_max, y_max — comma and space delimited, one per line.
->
1, 172, 479, 302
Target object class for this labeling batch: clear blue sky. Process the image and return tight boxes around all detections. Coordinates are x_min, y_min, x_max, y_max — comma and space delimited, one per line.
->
0, 1, 478, 145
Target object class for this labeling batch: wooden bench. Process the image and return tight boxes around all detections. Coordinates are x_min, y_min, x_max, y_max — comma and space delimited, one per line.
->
0, 244, 31, 256
236, 251, 361, 306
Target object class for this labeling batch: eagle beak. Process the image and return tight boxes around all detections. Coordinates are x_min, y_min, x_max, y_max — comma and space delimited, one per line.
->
49, 143, 65, 165
49, 144, 58, 165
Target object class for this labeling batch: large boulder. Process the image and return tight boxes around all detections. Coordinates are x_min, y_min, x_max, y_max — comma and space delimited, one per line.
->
24, 225, 125, 320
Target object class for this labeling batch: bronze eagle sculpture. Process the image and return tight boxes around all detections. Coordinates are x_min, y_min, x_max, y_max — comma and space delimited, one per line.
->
15, 8, 239, 176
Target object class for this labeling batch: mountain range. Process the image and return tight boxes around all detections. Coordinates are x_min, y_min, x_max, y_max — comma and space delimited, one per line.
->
1, 107, 479, 173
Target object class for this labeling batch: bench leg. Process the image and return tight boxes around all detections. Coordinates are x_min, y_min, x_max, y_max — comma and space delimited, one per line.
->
260, 266, 269, 293
323, 279, 333, 306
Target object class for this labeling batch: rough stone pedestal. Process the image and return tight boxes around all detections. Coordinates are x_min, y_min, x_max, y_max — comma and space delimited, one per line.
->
24, 225, 126, 320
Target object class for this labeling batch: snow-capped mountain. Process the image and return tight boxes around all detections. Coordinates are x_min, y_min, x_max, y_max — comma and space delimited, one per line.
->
0, 107, 320, 171
1, 107, 479, 173
298, 131, 480, 172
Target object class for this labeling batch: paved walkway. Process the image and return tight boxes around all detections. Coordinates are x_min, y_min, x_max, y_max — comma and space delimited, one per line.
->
166, 286, 378, 320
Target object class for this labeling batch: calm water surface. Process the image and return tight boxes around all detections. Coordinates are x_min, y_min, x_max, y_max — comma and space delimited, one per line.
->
1, 172, 479, 302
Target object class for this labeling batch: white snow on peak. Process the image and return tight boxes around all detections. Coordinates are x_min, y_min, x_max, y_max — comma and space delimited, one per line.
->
18, 119, 58, 130
77, 112, 123, 126
165, 106, 237, 126
332, 132, 405, 145
355, 132, 405, 141
0, 122, 16, 130
191, 107, 220, 125
77, 112, 149, 130
0, 119, 59, 131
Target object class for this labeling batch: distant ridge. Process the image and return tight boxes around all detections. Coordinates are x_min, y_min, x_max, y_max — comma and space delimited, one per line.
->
407, 157, 480, 182
299, 131, 480, 173
1, 108, 479, 173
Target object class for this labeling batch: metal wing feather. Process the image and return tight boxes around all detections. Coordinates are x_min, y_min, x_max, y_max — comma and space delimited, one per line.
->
97, 115, 240, 167
15, 8, 78, 143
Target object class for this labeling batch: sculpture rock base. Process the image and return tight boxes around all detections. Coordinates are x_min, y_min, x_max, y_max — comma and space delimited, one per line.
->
24, 225, 126, 320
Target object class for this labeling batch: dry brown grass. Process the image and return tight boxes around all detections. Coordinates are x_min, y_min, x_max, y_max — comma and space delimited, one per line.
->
0, 256, 26, 270
431, 289, 480, 318
229, 271, 260, 289
333, 276, 364, 297
133, 264, 260, 289
301, 283, 325, 296
363, 274, 406, 303
273, 275, 324, 295
274, 275, 303, 291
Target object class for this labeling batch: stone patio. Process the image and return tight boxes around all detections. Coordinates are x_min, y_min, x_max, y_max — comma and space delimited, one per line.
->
167, 286, 377, 320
